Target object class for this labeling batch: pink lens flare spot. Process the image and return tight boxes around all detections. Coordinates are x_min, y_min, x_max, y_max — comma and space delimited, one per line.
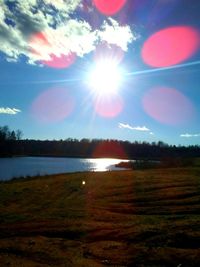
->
94, 42, 124, 65
142, 87, 194, 125
31, 87, 75, 123
30, 32, 76, 68
142, 26, 200, 67
42, 53, 76, 69
94, 94, 124, 118
93, 0, 127, 15
30, 32, 50, 56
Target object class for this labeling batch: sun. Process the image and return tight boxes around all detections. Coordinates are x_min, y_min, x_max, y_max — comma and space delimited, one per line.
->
88, 59, 122, 96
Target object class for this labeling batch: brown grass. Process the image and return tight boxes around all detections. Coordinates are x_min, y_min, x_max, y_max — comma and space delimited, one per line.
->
0, 167, 200, 266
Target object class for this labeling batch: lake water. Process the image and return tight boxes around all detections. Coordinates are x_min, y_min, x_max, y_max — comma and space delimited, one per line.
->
0, 157, 129, 181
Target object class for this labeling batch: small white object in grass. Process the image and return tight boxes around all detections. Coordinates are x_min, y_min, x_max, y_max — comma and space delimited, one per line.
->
82, 180, 86, 185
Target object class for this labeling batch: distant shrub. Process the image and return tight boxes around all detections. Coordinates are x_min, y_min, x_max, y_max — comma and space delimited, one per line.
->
116, 160, 159, 170
160, 157, 194, 168
116, 157, 194, 170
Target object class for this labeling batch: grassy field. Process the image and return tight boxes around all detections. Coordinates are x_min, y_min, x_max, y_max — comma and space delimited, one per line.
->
0, 167, 200, 266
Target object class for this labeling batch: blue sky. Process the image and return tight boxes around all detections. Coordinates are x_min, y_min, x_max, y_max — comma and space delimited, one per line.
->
0, 0, 200, 145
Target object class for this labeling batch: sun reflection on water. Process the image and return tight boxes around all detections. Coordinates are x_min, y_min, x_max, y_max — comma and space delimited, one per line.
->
87, 158, 129, 172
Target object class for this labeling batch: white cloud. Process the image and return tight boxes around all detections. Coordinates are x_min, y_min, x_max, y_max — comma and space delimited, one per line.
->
0, 107, 21, 115
43, 0, 81, 13
0, 1, 135, 65
180, 133, 200, 138
98, 18, 135, 51
29, 20, 96, 62
119, 123, 151, 132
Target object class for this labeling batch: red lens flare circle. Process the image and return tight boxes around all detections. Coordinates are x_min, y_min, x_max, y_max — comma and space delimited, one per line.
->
94, 94, 124, 118
142, 26, 200, 67
31, 87, 75, 123
42, 53, 76, 69
92, 140, 127, 158
30, 32, 49, 56
93, 0, 127, 15
142, 87, 194, 125
30, 32, 76, 69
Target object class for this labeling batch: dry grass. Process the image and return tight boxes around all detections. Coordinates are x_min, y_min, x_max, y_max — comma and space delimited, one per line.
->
0, 167, 200, 266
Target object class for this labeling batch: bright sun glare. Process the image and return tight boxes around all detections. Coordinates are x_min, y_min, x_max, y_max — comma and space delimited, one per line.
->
88, 59, 122, 96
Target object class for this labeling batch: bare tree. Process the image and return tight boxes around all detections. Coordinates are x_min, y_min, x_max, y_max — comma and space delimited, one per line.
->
16, 129, 23, 140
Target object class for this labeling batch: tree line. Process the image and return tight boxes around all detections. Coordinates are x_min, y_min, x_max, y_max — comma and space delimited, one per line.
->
0, 126, 23, 141
0, 125, 200, 159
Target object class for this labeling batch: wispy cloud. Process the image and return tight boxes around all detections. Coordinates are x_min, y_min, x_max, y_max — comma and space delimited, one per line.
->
119, 123, 151, 132
0, 107, 21, 115
180, 133, 200, 138
0, 1, 135, 64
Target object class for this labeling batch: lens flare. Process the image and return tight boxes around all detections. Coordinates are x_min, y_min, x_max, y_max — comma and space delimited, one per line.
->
93, 0, 126, 15
142, 26, 200, 67
30, 32, 76, 68
31, 87, 75, 123
42, 53, 76, 69
94, 93, 124, 118
142, 87, 194, 125
92, 140, 127, 158
94, 42, 124, 66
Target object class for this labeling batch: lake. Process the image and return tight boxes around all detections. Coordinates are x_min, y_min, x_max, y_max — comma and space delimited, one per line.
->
0, 157, 129, 181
